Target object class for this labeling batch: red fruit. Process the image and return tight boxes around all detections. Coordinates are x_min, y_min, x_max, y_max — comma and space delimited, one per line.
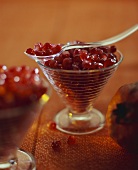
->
49, 60, 58, 68
45, 49, 53, 55
90, 54, 100, 62
51, 140, 61, 151
52, 44, 62, 54
89, 47, 103, 55
82, 59, 92, 69
26, 48, 35, 55
73, 49, 82, 57
80, 50, 88, 61
55, 55, 63, 64
99, 53, 108, 61
61, 51, 70, 58
110, 45, 116, 53
67, 136, 76, 145
43, 42, 52, 50
104, 58, 116, 67
48, 121, 57, 130
34, 42, 43, 51
62, 58, 72, 70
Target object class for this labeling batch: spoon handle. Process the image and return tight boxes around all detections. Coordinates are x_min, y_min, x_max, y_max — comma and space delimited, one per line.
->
62, 24, 138, 51
96, 24, 138, 46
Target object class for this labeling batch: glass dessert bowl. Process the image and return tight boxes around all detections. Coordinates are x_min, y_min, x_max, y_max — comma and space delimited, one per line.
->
25, 42, 123, 135
0, 65, 50, 170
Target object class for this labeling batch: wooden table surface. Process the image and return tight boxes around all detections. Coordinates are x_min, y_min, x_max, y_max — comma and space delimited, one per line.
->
0, 0, 138, 170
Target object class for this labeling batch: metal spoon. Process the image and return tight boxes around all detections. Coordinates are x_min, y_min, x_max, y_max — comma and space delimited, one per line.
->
25, 24, 138, 59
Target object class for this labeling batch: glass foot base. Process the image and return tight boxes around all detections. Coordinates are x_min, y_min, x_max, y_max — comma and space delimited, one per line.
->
0, 149, 36, 170
16, 149, 36, 170
54, 108, 105, 135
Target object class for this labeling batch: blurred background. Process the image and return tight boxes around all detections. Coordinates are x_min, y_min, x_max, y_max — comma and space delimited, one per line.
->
0, 0, 138, 113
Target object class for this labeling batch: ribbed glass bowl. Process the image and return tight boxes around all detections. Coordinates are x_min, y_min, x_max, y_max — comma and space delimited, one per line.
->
27, 51, 123, 135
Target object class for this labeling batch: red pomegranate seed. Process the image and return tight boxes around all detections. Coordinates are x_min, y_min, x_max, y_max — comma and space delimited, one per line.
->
48, 121, 57, 130
51, 140, 61, 151
89, 47, 103, 55
49, 60, 58, 68
73, 49, 82, 57
104, 58, 116, 67
110, 45, 116, 53
90, 54, 100, 62
34, 42, 43, 51
67, 136, 76, 145
99, 53, 108, 61
26, 48, 35, 55
61, 51, 70, 58
80, 50, 88, 61
45, 49, 53, 55
43, 42, 52, 50
52, 44, 62, 53
62, 58, 72, 70
82, 59, 92, 69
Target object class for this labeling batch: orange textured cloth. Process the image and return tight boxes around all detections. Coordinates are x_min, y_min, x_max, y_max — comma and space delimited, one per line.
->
21, 108, 138, 170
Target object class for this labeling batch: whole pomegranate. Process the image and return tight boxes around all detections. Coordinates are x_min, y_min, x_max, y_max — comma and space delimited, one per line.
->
106, 82, 138, 153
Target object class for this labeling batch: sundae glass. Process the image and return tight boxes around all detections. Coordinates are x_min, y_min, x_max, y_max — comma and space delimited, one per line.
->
0, 65, 50, 169
25, 42, 123, 135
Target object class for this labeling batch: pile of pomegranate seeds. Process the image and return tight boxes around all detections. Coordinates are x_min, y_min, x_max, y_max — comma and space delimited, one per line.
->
26, 42, 62, 56
0, 65, 47, 109
44, 45, 118, 70
26, 41, 118, 70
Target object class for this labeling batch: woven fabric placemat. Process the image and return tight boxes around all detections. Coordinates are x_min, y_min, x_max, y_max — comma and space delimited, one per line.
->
21, 109, 138, 170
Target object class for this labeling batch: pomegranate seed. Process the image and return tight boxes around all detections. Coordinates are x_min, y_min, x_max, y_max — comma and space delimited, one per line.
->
35, 51, 46, 56
34, 42, 43, 51
110, 45, 116, 53
48, 121, 57, 130
80, 50, 88, 61
45, 49, 53, 55
49, 60, 58, 68
26, 48, 35, 55
51, 140, 61, 151
61, 51, 70, 58
67, 136, 76, 145
82, 59, 92, 69
99, 53, 108, 61
62, 58, 72, 70
52, 44, 62, 53
90, 54, 100, 62
73, 49, 82, 57
104, 58, 116, 67
55, 55, 63, 64
89, 47, 103, 55
43, 42, 52, 50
